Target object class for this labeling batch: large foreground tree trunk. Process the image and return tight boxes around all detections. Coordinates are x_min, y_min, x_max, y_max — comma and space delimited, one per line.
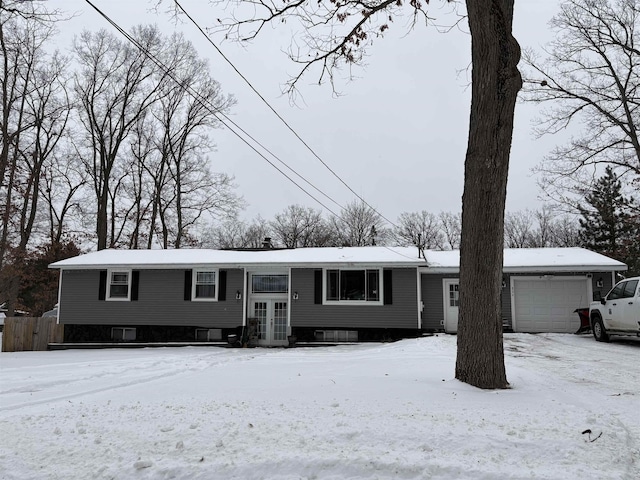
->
455, 0, 522, 389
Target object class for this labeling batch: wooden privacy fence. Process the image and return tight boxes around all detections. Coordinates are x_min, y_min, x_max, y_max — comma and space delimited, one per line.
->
1, 317, 64, 352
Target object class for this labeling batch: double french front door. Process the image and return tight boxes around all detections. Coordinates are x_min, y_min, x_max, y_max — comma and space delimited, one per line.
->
251, 298, 288, 346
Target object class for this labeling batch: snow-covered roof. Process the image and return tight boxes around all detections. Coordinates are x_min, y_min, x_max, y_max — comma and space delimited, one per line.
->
422, 247, 627, 273
49, 246, 626, 272
49, 246, 427, 269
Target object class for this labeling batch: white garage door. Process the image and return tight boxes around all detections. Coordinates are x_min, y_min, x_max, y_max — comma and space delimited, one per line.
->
512, 277, 590, 333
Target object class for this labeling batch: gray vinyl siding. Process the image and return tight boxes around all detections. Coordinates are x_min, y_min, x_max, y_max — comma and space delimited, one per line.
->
590, 272, 615, 297
420, 274, 448, 330
290, 268, 419, 329
421, 271, 613, 330
59, 269, 243, 328
420, 274, 508, 331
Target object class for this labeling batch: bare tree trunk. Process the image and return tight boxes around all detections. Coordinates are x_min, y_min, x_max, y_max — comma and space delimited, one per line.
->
455, 0, 522, 389
175, 157, 183, 249
96, 177, 109, 250
147, 180, 161, 249
74, 27, 163, 251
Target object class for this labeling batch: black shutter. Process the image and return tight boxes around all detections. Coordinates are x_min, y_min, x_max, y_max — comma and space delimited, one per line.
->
184, 270, 192, 301
218, 270, 227, 301
131, 271, 140, 301
314, 269, 323, 304
383, 269, 393, 305
98, 270, 107, 300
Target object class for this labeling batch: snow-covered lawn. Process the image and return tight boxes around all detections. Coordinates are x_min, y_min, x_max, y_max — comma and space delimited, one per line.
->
1, 334, 638, 480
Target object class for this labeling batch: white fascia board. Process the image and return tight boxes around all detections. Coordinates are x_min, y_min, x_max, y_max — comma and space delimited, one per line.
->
52, 261, 425, 270
289, 262, 424, 269
52, 263, 242, 270
419, 265, 627, 274
419, 267, 459, 274
501, 265, 627, 273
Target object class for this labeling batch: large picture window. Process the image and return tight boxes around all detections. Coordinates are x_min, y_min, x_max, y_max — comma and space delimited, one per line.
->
325, 269, 381, 303
193, 269, 217, 300
107, 270, 131, 301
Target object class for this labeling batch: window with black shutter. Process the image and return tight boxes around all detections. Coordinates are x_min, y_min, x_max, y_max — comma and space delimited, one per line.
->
383, 269, 393, 305
98, 270, 107, 300
184, 270, 193, 301
314, 270, 323, 304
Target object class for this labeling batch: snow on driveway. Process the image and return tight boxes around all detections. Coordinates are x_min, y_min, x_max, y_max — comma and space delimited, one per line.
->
0, 334, 638, 480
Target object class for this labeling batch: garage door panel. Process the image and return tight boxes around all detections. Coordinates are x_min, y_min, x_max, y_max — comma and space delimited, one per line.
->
513, 278, 588, 333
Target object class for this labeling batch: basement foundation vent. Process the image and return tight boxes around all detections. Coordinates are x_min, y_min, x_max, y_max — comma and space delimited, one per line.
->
195, 328, 222, 341
314, 330, 358, 342
111, 327, 136, 342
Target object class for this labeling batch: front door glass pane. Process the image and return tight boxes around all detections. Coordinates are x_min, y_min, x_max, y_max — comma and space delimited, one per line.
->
254, 302, 267, 340
273, 301, 287, 341
449, 284, 459, 307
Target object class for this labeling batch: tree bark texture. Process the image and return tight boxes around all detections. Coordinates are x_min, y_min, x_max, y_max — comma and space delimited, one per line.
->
456, 0, 522, 389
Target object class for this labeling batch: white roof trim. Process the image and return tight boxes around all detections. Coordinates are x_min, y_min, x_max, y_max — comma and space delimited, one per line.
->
50, 247, 428, 270
420, 247, 626, 273
50, 246, 627, 272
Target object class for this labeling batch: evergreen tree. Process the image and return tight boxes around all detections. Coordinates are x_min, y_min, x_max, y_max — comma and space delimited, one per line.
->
578, 167, 638, 275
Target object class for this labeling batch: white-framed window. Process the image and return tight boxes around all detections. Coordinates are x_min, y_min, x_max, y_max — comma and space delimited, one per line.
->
251, 274, 288, 293
324, 268, 382, 304
107, 269, 131, 301
192, 269, 218, 301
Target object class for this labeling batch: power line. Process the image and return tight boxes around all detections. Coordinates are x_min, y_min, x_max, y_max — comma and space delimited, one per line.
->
172, 0, 400, 230
84, 0, 343, 219
83, 0, 418, 262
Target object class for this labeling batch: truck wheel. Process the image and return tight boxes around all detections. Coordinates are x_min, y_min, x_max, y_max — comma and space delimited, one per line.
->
592, 316, 609, 343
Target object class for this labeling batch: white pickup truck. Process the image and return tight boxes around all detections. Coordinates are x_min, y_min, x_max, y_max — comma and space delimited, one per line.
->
589, 276, 640, 342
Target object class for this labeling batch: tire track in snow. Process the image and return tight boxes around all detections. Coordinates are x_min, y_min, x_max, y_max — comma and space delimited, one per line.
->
0, 349, 274, 413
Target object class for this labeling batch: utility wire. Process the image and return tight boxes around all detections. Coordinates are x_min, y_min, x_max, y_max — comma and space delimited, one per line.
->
172, 0, 400, 230
84, 0, 343, 219
84, 1, 421, 262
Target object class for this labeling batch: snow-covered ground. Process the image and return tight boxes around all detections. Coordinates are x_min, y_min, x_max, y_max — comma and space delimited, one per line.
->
0, 333, 638, 480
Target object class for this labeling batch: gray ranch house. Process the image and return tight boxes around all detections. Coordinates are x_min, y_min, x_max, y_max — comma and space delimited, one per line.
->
50, 246, 626, 345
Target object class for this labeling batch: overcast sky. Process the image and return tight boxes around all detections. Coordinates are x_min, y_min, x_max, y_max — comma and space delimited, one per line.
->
55, 0, 567, 224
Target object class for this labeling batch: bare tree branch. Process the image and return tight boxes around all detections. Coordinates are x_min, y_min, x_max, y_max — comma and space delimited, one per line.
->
521, 0, 640, 210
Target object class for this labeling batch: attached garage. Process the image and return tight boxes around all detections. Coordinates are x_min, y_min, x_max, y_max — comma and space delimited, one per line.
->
511, 277, 590, 333
420, 248, 626, 334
